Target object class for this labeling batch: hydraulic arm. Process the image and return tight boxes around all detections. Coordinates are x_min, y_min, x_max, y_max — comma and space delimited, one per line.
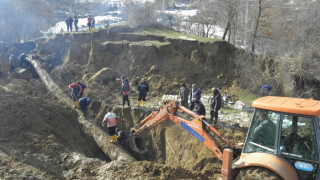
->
129, 101, 234, 160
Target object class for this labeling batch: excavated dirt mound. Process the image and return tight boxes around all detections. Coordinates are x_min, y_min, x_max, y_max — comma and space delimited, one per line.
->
0, 73, 211, 179
0, 74, 108, 178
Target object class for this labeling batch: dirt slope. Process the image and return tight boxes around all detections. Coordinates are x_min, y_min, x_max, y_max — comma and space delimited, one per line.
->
0, 27, 253, 179
4, 26, 312, 179
0, 72, 211, 179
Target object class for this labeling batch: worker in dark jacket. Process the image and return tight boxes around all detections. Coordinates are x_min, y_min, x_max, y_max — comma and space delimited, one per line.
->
65, 17, 70, 32
179, 83, 189, 107
122, 78, 130, 107
193, 100, 206, 116
74, 15, 78, 32
189, 84, 201, 110
116, 128, 128, 149
137, 78, 149, 107
18, 53, 28, 68
68, 15, 73, 32
210, 87, 222, 124
78, 97, 91, 118
116, 76, 130, 107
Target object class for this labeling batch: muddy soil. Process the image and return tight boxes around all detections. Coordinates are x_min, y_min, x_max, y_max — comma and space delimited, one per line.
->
0, 27, 254, 179
0, 72, 212, 179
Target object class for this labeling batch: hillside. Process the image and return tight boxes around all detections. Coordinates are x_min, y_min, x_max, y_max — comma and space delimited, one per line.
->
0, 26, 319, 179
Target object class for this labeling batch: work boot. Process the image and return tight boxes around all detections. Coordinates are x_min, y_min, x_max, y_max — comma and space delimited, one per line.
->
73, 101, 79, 109
113, 135, 118, 143
138, 101, 140, 107
142, 101, 145, 106
109, 135, 115, 143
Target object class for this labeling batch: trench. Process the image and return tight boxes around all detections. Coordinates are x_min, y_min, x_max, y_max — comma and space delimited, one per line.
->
26, 57, 246, 175
23, 30, 251, 176
26, 56, 135, 162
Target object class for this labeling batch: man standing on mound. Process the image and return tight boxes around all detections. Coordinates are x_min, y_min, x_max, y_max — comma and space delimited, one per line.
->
137, 78, 149, 107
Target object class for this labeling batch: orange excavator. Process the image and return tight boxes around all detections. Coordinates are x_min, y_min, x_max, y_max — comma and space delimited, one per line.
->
129, 97, 320, 180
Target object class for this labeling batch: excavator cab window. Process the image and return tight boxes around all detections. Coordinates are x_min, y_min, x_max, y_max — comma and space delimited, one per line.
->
279, 114, 319, 179
280, 115, 318, 162
244, 109, 280, 154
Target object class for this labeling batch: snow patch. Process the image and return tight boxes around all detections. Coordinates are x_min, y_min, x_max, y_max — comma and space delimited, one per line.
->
178, 36, 195, 41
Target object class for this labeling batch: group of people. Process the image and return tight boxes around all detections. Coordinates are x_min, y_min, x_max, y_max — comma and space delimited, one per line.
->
179, 83, 222, 124
65, 15, 78, 32
68, 81, 123, 144
114, 77, 221, 124
87, 15, 96, 31
98, 76, 150, 143
65, 14, 96, 32
68, 76, 150, 144
8, 53, 30, 73
68, 76, 273, 144
116, 76, 149, 107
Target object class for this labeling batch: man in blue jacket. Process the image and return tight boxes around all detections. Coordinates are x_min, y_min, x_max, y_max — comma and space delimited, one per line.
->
78, 97, 91, 118
261, 85, 272, 96
189, 84, 201, 110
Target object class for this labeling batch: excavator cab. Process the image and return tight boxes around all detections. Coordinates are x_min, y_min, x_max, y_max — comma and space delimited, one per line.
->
239, 97, 320, 180
127, 97, 320, 180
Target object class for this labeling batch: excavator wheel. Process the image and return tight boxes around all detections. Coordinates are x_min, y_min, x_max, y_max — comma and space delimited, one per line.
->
128, 134, 148, 154
236, 167, 283, 180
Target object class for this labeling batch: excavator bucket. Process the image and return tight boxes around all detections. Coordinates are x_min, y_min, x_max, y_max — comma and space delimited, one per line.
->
128, 134, 148, 154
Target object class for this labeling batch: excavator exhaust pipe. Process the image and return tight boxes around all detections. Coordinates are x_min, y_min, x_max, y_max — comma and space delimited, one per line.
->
128, 134, 148, 154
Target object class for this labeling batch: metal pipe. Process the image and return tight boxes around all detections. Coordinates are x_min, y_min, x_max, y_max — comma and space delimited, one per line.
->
27, 56, 135, 162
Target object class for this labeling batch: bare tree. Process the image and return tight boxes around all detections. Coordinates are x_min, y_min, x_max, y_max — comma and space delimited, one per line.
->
219, 0, 240, 42
194, 1, 219, 37
123, 0, 157, 27
251, 0, 262, 52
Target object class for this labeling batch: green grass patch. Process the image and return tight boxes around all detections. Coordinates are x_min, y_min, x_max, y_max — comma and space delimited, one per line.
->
130, 40, 170, 47
237, 89, 259, 107
142, 28, 222, 43
102, 41, 128, 46
102, 40, 170, 47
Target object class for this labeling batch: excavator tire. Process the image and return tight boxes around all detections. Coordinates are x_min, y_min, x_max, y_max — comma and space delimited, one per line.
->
128, 134, 148, 154
235, 167, 283, 180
